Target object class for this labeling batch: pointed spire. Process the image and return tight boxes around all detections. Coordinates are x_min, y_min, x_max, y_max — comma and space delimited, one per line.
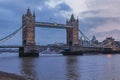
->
70, 14, 75, 22
26, 8, 31, 16
66, 18, 69, 23
77, 16, 79, 22
27, 8, 30, 13
22, 14, 24, 18
33, 11, 35, 17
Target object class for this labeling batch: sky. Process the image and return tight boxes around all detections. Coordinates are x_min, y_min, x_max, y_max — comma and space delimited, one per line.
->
0, 0, 120, 45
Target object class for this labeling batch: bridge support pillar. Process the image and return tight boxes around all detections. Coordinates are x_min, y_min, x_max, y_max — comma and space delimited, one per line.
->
19, 46, 39, 57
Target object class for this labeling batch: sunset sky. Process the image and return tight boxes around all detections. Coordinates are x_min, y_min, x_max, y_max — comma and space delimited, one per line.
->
0, 0, 120, 45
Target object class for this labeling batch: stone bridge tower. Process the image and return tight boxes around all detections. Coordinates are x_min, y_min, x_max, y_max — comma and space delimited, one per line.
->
19, 9, 39, 57
22, 8, 35, 46
66, 14, 79, 46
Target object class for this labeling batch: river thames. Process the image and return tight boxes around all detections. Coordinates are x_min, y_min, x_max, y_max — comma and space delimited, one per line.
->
0, 53, 120, 80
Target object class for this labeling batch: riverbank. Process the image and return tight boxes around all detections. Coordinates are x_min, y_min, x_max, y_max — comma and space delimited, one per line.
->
0, 71, 33, 80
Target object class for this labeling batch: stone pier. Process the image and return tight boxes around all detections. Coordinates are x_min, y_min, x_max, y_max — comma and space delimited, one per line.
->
19, 46, 39, 57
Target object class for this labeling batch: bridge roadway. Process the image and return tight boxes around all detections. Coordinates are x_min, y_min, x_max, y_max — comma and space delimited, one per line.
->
0, 45, 64, 50
0, 45, 114, 51
35, 22, 72, 29
1, 45, 120, 54
0, 46, 21, 48
70, 46, 120, 54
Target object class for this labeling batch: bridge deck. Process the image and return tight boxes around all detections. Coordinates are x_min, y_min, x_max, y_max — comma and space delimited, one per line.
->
35, 22, 72, 29
0, 46, 21, 48
71, 46, 112, 52
63, 46, 120, 55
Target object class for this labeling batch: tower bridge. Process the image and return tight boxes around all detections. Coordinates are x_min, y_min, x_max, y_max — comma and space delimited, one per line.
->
20, 8, 80, 57
0, 9, 120, 57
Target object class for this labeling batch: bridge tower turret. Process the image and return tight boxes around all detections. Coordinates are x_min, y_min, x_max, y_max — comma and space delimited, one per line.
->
19, 9, 39, 57
66, 14, 79, 46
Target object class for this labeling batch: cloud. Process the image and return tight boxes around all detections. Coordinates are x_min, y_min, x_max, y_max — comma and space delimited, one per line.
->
95, 30, 120, 41
90, 21, 120, 33
79, 17, 111, 33
45, 0, 63, 9
37, 6, 43, 11
44, 0, 120, 17
56, 3, 71, 11
63, 0, 87, 15
87, 17, 120, 41
85, 0, 120, 18
44, 0, 88, 16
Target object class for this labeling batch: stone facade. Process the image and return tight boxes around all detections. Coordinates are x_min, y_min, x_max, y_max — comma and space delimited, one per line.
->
22, 8, 35, 46
66, 14, 79, 46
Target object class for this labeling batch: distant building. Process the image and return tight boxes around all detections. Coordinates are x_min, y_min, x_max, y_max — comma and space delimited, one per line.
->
103, 37, 114, 44
48, 42, 66, 47
101, 37, 120, 50
91, 36, 99, 46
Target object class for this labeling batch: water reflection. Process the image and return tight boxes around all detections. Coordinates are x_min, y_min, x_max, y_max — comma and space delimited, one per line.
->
20, 57, 38, 80
2, 53, 120, 80
66, 56, 79, 80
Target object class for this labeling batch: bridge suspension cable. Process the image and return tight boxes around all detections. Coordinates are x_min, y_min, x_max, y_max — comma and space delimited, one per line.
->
0, 26, 24, 44
78, 29, 90, 41
78, 29, 100, 47
78, 29, 104, 47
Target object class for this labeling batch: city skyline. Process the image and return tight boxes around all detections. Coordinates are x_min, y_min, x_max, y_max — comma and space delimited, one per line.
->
0, 0, 120, 45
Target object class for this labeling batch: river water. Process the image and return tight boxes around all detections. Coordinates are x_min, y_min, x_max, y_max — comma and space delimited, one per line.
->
0, 53, 120, 80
